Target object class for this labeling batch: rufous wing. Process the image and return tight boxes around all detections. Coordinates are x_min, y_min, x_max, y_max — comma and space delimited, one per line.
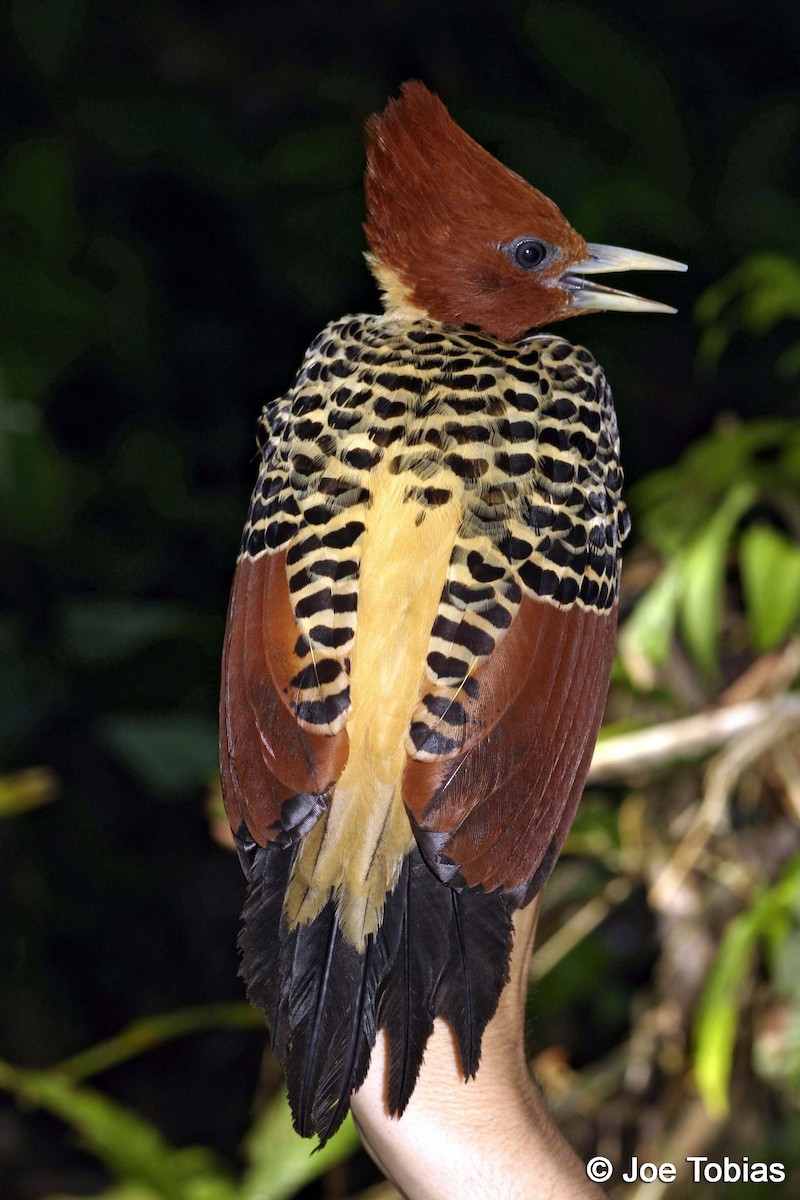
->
219, 551, 349, 851
403, 596, 617, 905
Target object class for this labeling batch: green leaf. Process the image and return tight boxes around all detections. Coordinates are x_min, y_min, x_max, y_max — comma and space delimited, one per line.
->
694, 858, 800, 1117
101, 715, 219, 796
630, 420, 800, 559
0, 1061, 237, 1200
241, 1089, 359, 1200
61, 600, 194, 665
0, 767, 58, 817
693, 910, 760, 1118
57, 1004, 263, 1083
619, 561, 684, 679
739, 522, 800, 651
18, 1010, 356, 1200
696, 253, 800, 374
563, 796, 621, 861
678, 481, 757, 674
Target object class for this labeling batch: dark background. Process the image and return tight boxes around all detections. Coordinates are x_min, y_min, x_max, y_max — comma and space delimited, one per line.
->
1, 1, 798, 1197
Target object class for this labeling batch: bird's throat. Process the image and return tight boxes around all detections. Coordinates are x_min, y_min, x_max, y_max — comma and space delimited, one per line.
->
366, 253, 430, 324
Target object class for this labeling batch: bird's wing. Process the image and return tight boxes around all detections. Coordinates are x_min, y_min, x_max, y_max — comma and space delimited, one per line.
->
220, 548, 350, 850
220, 388, 357, 853
401, 336, 625, 905
403, 591, 617, 905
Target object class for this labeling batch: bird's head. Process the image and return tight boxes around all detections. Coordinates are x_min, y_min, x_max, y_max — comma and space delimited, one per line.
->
364, 82, 686, 343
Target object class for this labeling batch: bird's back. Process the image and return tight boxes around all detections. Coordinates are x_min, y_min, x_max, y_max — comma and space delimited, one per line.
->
220, 312, 627, 1140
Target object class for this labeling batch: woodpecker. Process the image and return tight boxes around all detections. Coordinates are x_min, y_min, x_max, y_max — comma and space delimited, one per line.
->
220, 81, 685, 1143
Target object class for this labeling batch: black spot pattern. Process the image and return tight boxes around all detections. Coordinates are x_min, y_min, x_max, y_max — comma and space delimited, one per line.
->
238, 315, 628, 746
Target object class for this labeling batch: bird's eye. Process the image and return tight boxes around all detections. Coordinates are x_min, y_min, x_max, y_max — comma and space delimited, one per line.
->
503, 237, 551, 272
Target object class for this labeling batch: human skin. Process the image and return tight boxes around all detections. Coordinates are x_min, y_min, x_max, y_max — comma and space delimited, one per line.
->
351, 898, 607, 1199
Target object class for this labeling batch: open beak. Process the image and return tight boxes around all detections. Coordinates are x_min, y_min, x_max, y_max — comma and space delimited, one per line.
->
559, 243, 688, 314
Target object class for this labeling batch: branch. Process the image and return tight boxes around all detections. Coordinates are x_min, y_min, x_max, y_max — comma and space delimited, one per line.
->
588, 694, 800, 784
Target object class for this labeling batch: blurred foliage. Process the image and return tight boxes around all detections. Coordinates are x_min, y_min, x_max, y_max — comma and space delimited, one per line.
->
1, 1, 799, 1198
697, 254, 800, 380
694, 857, 800, 1119
0, 1046, 358, 1200
621, 419, 800, 679
0, 767, 59, 817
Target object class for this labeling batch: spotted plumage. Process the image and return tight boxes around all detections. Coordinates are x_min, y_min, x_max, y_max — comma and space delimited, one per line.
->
220, 80, 685, 1144
241, 315, 629, 745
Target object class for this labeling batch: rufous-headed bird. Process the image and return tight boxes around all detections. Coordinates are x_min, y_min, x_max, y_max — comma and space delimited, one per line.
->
220, 81, 685, 1143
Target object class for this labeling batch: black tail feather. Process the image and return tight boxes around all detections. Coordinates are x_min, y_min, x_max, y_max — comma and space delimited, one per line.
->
377, 853, 447, 1113
237, 835, 295, 1063
286, 905, 341, 1136
238, 839, 514, 1144
282, 908, 386, 1142
435, 886, 513, 1077
312, 933, 382, 1139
